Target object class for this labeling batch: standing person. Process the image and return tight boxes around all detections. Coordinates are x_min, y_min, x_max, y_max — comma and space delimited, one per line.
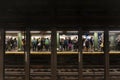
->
45, 38, 50, 51
41, 38, 45, 51
63, 37, 68, 51
10, 37, 14, 51
22, 38, 25, 51
73, 37, 78, 51
115, 39, 119, 50
37, 38, 41, 51
13, 38, 17, 50
90, 37, 94, 52
85, 39, 90, 52
68, 37, 72, 51
100, 41, 104, 52
117, 39, 120, 51
49, 37, 51, 51
82, 37, 86, 52
32, 37, 37, 51
5, 37, 9, 51
59, 38, 64, 51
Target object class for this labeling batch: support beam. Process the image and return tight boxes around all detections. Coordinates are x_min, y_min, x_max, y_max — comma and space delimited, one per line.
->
78, 28, 83, 80
51, 29, 57, 80
104, 28, 109, 80
25, 28, 30, 80
0, 28, 4, 80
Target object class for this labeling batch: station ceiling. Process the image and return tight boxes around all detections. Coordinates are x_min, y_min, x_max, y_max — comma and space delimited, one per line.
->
0, 0, 120, 25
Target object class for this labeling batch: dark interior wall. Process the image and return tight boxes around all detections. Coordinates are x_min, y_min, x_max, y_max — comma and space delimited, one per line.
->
0, 0, 120, 25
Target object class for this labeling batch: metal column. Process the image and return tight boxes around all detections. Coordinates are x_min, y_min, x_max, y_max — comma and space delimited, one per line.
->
78, 28, 83, 80
0, 28, 4, 80
25, 28, 30, 80
51, 29, 57, 80
104, 29, 109, 80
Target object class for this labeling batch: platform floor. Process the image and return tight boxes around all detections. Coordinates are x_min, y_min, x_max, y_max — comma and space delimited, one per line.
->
5, 51, 120, 54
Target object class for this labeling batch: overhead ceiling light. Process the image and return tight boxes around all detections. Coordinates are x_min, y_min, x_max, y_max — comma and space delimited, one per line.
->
6, 31, 21, 33
89, 31, 104, 33
109, 31, 120, 33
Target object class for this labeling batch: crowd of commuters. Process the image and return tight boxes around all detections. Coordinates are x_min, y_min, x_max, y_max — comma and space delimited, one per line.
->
31, 37, 51, 51
59, 36, 105, 52
6, 37, 19, 51
59, 37, 78, 51
5, 36, 105, 52
82, 37, 94, 52
5, 37, 51, 51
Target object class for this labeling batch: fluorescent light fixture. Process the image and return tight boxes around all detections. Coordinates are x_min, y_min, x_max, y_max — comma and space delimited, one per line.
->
57, 31, 78, 33
6, 31, 21, 33
109, 31, 120, 33
89, 31, 104, 33
30, 31, 40, 33
30, 31, 51, 33
66, 31, 78, 33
